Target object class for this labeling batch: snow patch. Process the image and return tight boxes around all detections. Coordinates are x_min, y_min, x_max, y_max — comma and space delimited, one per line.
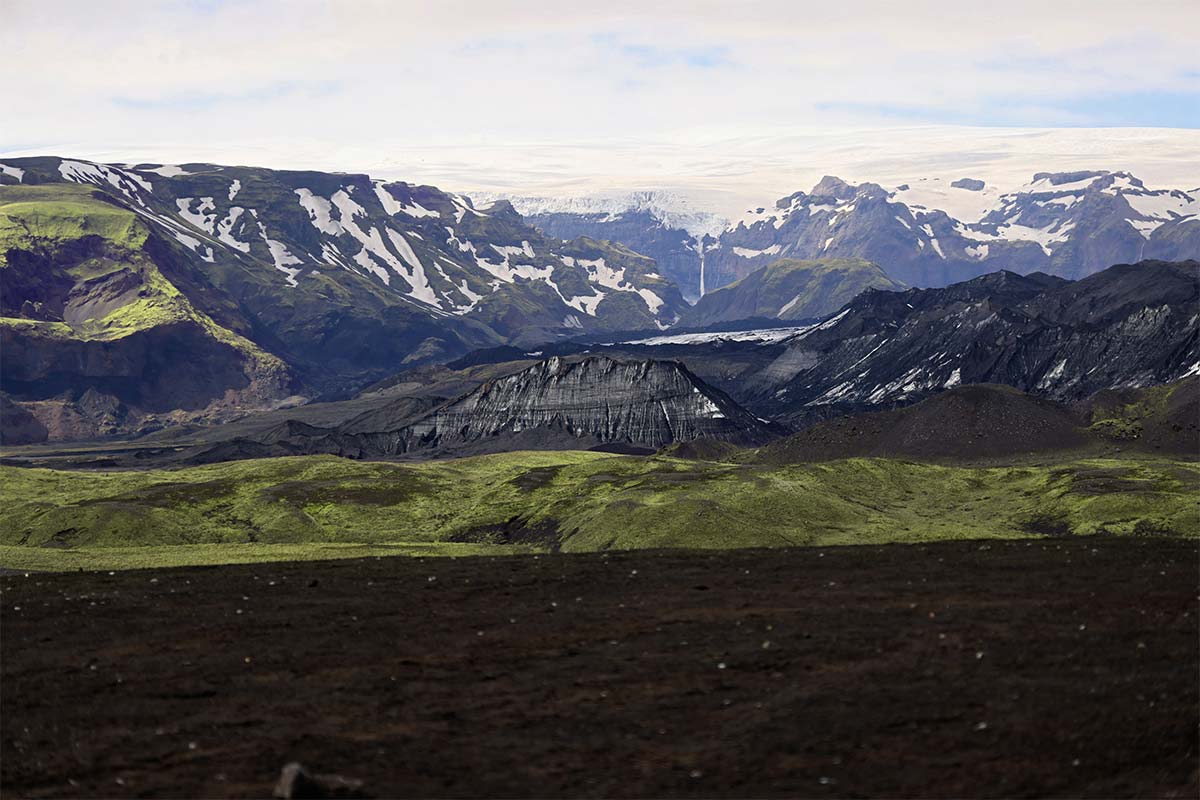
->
732, 244, 782, 258
142, 165, 191, 178
257, 220, 303, 286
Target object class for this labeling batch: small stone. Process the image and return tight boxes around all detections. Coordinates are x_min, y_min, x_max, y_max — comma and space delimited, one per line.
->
273, 762, 366, 799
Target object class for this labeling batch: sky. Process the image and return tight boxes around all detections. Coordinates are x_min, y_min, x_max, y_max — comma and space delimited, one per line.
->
4, 0, 1199, 216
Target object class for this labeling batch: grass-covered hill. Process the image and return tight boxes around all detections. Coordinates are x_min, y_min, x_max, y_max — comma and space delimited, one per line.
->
1, 184, 294, 441
679, 257, 904, 327
1, 450, 1195, 571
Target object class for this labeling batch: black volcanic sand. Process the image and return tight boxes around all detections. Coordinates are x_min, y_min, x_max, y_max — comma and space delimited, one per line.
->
2, 539, 1197, 799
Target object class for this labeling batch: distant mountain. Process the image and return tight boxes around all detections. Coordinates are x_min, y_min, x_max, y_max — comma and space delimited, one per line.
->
493, 191, 726, 303
196, 355, 778, 461
751, 260, 1199, 423
0, 156, 687, 347
339, 260, 1198, 434
0, 157, 689, 438
507, 172, 1199, 296
713, 172, 1200, 288
678, 258, 904, 328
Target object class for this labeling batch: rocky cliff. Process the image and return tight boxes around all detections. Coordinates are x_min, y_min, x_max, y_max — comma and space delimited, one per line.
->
393, 356, 774, 451
199, 356, 778, 461
753, 259, 1200, 424
1, 184, 296, 440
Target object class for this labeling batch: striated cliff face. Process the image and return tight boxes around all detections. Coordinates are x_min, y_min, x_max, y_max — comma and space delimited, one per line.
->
198, 356, 778, 461
392, 356, 773, 451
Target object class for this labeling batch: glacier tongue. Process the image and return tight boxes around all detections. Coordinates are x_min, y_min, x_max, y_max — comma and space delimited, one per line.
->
475, 190, 730, 239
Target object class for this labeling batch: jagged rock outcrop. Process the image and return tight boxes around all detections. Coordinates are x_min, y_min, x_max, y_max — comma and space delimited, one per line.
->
391, 356, 773, 451
753, 260, 1199, 424
199, 356, 778, 461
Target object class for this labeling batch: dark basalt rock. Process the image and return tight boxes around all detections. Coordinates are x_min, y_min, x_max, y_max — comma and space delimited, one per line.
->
0, 393, 48, 445
951, 178, 986, 191
358, 355, 778, 454
273, 762, 368, 799
756, 260, 1200, 424
195, 356, 780, 462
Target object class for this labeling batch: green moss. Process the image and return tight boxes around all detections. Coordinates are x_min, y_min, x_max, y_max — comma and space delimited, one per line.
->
0, 184, 148, 252
0, 542, 526, 572
0, 185, 287, 374
1087, 383, 1178, 441
1, 452, 1195, 570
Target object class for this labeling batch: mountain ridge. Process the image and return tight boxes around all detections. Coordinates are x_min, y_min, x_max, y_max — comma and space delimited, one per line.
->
679, 258, 905, 328
498, 170, 1199, 296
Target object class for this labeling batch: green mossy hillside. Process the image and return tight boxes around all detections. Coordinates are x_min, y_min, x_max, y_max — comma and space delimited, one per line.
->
1, 452, 1195, 570
0, 184, 148, 253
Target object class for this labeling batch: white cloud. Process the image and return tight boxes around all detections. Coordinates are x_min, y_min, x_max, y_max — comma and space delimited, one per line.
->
2, 0, 1198, 215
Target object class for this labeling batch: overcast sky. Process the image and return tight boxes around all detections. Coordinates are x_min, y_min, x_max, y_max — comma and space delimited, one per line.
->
4, 0, 1199, 214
